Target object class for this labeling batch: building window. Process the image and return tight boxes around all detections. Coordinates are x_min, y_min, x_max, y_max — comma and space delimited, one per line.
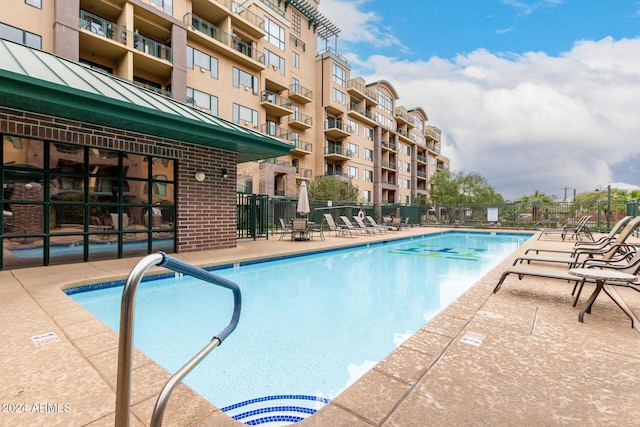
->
404, 144, 411, 156
264, 17, 285, 50
264, 49, 285, 74
151, 0, 173, 15
332, 88, 346, 106
292, 51, 300, 69
80, 59, 113, 74
292, 12, 301, 36
364, 148, 373, 161
0, 22, 41, 49
377, 90, 393, 114
348, 166, 359, 180
364, 170, 373, 182
187, 46, 218, 79
186, 87, 218, 115
332, 63, 346, 87
413, 117, 424, 132
363, 190, 371, 203
364, 127, 374, 140
232, 67, 259, 95
347, 119, 358, 135
232, 103, 259, 129
347, 142, 359, 158
25, 0, 42, 8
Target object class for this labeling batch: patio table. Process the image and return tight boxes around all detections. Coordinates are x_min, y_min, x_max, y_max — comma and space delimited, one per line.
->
569, 268, 638, 327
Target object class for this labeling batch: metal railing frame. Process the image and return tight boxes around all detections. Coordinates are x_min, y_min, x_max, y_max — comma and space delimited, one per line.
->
114, 252, 241, 426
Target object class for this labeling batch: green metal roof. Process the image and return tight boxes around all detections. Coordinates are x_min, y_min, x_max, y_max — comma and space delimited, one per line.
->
0, 39, 292, 163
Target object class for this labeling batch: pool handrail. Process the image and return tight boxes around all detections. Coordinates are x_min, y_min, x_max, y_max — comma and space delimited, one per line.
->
114, 252, 242, 427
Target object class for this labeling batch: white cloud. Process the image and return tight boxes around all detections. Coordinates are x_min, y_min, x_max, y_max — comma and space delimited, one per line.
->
318, 0, 407, 51
317, 1, 640, 200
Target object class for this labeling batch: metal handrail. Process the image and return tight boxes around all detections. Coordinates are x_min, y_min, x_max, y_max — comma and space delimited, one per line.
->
114, 252, 242, 427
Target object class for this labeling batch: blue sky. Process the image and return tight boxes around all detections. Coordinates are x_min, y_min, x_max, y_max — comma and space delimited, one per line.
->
318, 0, 640, 200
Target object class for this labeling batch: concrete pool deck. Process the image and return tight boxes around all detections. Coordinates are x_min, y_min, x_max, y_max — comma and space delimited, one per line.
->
1, 227, 639, 426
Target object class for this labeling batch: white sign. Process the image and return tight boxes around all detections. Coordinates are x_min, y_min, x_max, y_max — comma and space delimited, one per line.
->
461, 331, 485, 346
32, 332, 60, 347
487, 207, 498, 222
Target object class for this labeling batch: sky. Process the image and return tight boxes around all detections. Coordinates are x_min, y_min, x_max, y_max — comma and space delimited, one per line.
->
317, 0, 640, 201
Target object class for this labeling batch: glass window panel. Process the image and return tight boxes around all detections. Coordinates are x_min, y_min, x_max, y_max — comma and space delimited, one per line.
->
48, 238, 85, 265
4, 136, 44, 167
122, 233, 149, 258
50, 204, 85, 230
125, 153, 148, 179
152, 235, 174, 253
88, 240, 118, 261
3, 237, 44, 268
88, 148, 119, 175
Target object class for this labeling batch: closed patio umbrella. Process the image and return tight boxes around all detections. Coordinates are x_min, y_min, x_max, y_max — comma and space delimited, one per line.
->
296, 181, 310, 218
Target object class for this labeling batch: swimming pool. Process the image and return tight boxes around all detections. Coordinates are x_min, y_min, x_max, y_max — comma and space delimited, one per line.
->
67, 231, 531, 425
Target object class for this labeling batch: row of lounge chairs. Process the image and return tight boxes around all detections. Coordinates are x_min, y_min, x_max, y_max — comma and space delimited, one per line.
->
494, 215, 640, 326
536, 214, 594, 241
322, 214, 403, 237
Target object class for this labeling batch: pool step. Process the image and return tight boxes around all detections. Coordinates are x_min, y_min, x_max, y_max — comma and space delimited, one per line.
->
222, 395, 330, 426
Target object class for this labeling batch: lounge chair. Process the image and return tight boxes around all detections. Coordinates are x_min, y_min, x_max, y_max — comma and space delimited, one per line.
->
537, 214, 593, 241
339, 216, 372, 236
494, 250, 640, 309
352, 215, 383, 234
348, 215, 377, 235
525, 216, 637, 256
365, 215, 397, 233
511, 243, 636, 269
323, 214, 357, 237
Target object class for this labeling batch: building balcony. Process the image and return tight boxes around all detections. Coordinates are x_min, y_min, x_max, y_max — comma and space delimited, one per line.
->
288, 84, 313, 104
296, 167, 313, 178
425, 125, 441, 142
291, 140, 313, 155
324, 119, 352, 138
381, 141, 397, 152
381, 160, 397, 171
261, 91, 294, 117
347, 79, 377, 105
192, 0, 266, 38
394, 109, 414, 127
325, 101, 346, 115
288, 111, 313, 129
324, 146, 353, 161
184, 13, 265, 71
416, 170, 428, 179
396, 128, 412, 143
417, 154, 427, 164
289, 33, 306, 52
347, 103, 377, 126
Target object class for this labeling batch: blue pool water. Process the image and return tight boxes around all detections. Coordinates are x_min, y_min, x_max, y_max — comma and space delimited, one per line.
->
68, 231, 531, 425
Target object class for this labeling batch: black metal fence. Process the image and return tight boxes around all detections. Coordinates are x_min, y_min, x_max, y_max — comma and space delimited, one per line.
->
236, 193, 640, 239
436, 199, 640, 232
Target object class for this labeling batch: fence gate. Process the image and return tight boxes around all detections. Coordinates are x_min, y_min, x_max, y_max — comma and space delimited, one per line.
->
237, 193, 269, 240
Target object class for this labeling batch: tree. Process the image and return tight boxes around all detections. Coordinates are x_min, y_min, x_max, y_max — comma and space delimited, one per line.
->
514, 191, 557, 222
307, 176, 359, 202
429, 170, 503, 205
429, 170, 503, 224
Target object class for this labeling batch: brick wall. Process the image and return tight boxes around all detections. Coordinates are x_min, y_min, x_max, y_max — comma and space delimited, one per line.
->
0, 107, 238, 254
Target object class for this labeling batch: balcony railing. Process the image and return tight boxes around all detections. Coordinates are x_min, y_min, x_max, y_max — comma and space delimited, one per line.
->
324, 119, 352, 133
259, 0, 286, 18
324, 146, 353, 157
425, 125, 441, 142
293, 140, 313, 152
296, 167, 313, 178
348, 102, 374, 120
185, 13, 262, 64
289, 83, 313, 100
290, 33, 306, 52
211, 0, 264, 29
262, 90, 293, 109
80, 10, 172, 62
381, 160, 397, 170
289, 111, 313, 127
381, 141, 397, 151
347, 79, 376, 100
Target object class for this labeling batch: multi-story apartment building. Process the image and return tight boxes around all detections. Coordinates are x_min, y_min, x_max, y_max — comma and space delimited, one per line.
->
0, 0, 448, 268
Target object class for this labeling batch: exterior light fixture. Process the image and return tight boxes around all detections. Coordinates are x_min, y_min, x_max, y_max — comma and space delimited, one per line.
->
194, 171, 206, 182
221, 168, 229, 179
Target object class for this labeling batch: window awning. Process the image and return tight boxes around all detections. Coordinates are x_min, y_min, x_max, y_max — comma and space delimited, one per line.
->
0, 39, 292, 163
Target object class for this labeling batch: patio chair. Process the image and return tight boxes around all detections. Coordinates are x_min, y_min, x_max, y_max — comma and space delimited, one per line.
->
494, 250, 640, 308
525, 216, 637, 256
537, 215, 593, 241
291, 218, 310, 241
366, 215, 398, 233
511, 242, 636, 269
323, 214, 357, 237
347, 215, 376, 235
355, 215, 385, 234
278, 218, 293, 240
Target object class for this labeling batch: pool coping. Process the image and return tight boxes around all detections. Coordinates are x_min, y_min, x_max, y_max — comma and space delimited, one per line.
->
2, 226, 639, 426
